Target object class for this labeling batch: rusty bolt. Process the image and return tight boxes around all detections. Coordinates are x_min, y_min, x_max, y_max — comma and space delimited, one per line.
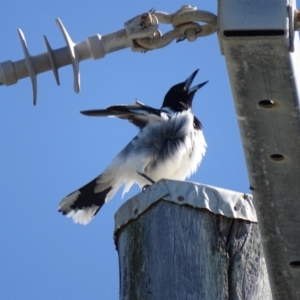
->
243, 193, 249, 200
140, 12, 153, 28
234, 204, 241, 211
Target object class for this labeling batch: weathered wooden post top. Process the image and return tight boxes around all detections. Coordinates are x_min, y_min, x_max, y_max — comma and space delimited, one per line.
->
114, 180, 272, 300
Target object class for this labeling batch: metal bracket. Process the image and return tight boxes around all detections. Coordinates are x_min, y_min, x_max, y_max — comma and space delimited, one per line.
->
0, 5, 217, 105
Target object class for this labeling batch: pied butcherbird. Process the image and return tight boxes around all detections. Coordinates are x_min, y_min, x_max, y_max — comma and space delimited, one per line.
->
59, 69, 208, 225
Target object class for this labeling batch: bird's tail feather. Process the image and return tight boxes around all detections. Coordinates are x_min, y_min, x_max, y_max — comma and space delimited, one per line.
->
58, 175, 115, 225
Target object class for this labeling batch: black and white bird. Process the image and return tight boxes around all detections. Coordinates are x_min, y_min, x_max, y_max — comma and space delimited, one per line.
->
59, 69, 208, 225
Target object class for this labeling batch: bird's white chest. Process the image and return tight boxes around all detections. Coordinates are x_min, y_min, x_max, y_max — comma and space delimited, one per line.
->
131, 110, 207, 182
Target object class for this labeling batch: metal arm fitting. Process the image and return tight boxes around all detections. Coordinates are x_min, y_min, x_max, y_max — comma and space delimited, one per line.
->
0, 5, 217, 105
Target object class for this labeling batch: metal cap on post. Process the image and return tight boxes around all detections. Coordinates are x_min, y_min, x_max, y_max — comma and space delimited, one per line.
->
114, 180, 271, 300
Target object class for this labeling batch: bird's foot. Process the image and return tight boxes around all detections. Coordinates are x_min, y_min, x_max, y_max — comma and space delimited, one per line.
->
137, 171, 156, 184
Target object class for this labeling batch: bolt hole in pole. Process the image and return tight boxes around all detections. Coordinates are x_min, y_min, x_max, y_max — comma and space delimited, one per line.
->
258, 99, 275, 108
289, 261, 300, 269
269, 154, 285, 161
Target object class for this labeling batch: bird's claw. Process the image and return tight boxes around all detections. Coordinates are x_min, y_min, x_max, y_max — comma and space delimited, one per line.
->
137, 171, 155, 184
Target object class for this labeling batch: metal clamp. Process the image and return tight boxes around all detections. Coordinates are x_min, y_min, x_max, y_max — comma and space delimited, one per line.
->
135, 6, 217, 50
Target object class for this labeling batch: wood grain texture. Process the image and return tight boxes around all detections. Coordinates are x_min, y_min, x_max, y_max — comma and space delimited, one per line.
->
115, 200, 272, 300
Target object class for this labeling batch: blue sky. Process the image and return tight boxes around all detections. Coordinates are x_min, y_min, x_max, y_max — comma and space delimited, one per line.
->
0, 1, 249, 299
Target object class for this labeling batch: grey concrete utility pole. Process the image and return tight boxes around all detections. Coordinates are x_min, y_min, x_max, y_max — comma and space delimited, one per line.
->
218, 0, 300, 299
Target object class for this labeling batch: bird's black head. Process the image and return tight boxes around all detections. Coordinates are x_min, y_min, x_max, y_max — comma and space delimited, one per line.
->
161, 69, 208, 111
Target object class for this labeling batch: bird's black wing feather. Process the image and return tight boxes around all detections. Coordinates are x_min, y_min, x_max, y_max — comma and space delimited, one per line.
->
81, 102, 163, 129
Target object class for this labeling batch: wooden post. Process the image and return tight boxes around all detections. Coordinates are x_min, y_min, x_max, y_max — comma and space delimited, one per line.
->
114, 180, 272, 300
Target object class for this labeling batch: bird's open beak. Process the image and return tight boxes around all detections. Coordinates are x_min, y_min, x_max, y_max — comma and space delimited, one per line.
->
188, 80, 209, 95
184, 69, 208, 94
184, 69, 199, 91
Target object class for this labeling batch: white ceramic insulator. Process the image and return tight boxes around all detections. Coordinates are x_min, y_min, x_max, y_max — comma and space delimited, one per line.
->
55, 18, 80, 93
18, 29, 38, 105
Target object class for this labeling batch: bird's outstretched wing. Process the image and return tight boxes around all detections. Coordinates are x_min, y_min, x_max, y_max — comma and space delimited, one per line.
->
80, 101, 167, 128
